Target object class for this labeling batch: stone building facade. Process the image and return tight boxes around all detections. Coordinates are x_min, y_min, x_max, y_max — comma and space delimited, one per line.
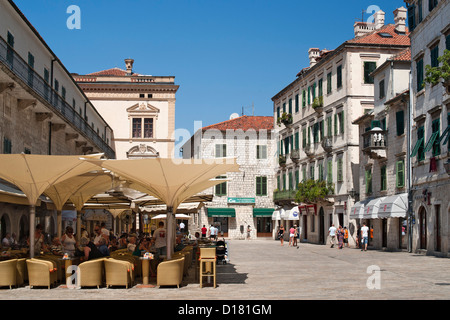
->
182, 115, 276, 239
405, 0, 450, 257
271, 7, 411, 247
0, 0, 115, 243
73, 59, 179, 160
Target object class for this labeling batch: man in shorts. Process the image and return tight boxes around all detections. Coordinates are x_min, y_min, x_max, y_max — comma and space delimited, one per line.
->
361, 223, 369, 251
328, 224, 337, 248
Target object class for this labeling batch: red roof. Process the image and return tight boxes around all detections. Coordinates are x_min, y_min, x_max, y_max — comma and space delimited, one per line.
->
347, 24, 410, 46
87, 67, 140, 77
202, 116, 274, 132
390, 48, 411, 62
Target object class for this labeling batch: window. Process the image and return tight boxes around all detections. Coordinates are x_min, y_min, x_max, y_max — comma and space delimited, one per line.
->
24, 148, 31, 154
283, 102, 286, 114
132, 118, 154, 138
364, 62, 377, 84
379, 79, 385, 99
310, 165, 315, 180
27, 52, 34, 86
410, 125, 425, 161
318, 79, 323, 97
327, 72, 332, 94
302, 166, 307, 182
215, 144, 227, 157
215, 176, 227, 196
302, 128, 307, 148
318, 163, 324, 181
302, 90, 306, 108
380, 165, 387, 191
62, 87, 66, 101
337, 65, 342, 88
327, 160, 332, 183
337, 158, 343, 182
288, 98, 292, 114
396, 160, 405, 188
418, 0, 423, 23
447, 34, 450, 51
277, 106, 280, 120
288, 171, 294, 190
365, 168, 372, 194
396, 110, 405, 136
295, 94, 299, 113
282, 173, 286, 190
431, 118, 440, 156
307, 86, 311, 105
326, 116, 332, 137
430, 44, 439, 68
338, 111, 345, 135
256, 145, 267, 159
407, 4, 416, 32
256, 176, 267, 196
428, 0, 438, 12
294, 131, 299, 150
312, 82, 316, 100
3, 137, 12, 154
295, 170, 299, 188
416, 58, 424, 91
6, 31, 14, 65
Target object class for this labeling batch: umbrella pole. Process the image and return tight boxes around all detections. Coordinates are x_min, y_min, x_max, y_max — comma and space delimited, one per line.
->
76, 210, 82, 243
29, 205, 35, 258
166, 206, 174, 260
57, 210, 62, 239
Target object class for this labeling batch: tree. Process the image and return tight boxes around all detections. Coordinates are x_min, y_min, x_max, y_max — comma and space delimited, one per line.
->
424, 49, 450, 87
295, 179, 334, 204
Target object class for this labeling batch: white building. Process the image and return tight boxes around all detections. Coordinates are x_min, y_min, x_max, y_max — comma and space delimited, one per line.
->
74, 59, 179, 159
0, 0, 115, 242
405, 0, 450, 257
182, 115, 277, 239
271, 8, 410, 246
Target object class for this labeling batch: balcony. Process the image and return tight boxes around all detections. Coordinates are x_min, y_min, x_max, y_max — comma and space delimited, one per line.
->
290, 149, 300, 163
304, 144, 314, 157
321, 136, 333, 153
312, 96, 324, 114
362, 128, 386, 159
273, 189, 297, 202
279, 155, 287, 167
277, 112, 293, 128
0, 36, 115, 159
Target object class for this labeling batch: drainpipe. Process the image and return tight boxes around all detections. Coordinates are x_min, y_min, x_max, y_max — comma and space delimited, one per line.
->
407, 70, 413, 253
48, 121, 52, 155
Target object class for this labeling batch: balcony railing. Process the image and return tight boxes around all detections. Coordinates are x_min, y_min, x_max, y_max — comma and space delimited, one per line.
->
321, 136, 333, 153
362, 128, 387, 159
0, 36, 115, 159
304, 144, 314, 157
290, 149, 300, 162
273, 189, 297, 202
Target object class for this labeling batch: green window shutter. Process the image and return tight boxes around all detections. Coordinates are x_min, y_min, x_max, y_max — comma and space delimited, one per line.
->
337, 65, 342, 88
396, 160, 405, 188
302, 128, 306, 148
447, 34, 450, 51
364, 62, 377, 84
431, 118, 440, 156
295, 170, 299, 188
307, 127, 311, 145
308, 87, 311, 105
327, 160, 332, 183
302, 90, 306, 108
312, 83, 316, 100
295, 131, 299, 150
302, 167, 306, 182
215, 176, 227, 196
283, 103, 286, 113
339, 111, 345, 134
417, 59, 424, 91
288, 171, 293, 190
365, 168, 372, 194
371, 120, 381, 129
380, 165, 387, 191
282, 173, 286, 190
327, 72, 332, 94
318, 79, 323, 97
430, 45, 439, 68
289, 99, 292, 114
318, 163, 323, 181
277, 175, 280, 190
396, 110, 405, 136
256, 177, 267, 196
277, 106, 280, 119
310, 165, 315, 180
327, 117, 332, 137
295, 94, 299, 113
334, 114, 338, 135
337, 158, 343, 182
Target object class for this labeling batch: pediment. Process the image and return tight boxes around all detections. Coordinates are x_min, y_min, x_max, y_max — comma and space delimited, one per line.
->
127, 102, 160, 114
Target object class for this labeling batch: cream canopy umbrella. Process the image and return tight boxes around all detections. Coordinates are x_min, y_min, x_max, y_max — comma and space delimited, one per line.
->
86, 157, 239, 259
0, 154, 103, 257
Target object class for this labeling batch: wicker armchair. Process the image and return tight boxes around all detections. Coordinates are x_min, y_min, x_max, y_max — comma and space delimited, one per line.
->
26, 259, 57, 289
104, 258, 134, 289
78, 258, 105, 289
157, 257, 185, 288
15, 258, 27, 286
0, 259, 18, 289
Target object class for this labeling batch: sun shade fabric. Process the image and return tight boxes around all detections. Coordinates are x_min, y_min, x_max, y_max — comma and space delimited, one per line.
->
252, 208, 275, 217
0, 154, 103, 205
286, 206, 300, 220
207, 208, 236, 217
87, 157, 239, 210
377, 193, 408, 219
350, 199, 370, 219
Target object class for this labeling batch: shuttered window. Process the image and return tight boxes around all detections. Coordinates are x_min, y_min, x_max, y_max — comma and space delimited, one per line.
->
396, 110, 405, 136
416, 58, 424, 91
396, 160, 405, 188
364, 62, 377, 84
256, 176, 267, 196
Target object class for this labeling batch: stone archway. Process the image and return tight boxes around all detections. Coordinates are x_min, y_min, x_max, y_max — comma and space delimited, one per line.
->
418, 206, 427, 250
0, 213, 11, 240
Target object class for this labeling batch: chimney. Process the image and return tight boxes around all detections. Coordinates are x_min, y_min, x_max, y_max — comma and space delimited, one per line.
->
374, 10, 385, 30
308, 48, 320, 67
124, 58, 134, 76
354, 22, 376, 38
394, 7, 407, 33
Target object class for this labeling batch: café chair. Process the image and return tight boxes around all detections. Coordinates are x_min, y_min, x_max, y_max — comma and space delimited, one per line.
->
0, 259, 18, 289
199, 247, 216, 288
15, 258, 27, 286
157, 257, 184, 288
78, 258, 105, 289
26, 259, 57, 289
104, 258, 134, 289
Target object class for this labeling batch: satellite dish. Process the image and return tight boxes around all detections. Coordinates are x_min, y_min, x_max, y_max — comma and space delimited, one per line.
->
230, 113, 239, 120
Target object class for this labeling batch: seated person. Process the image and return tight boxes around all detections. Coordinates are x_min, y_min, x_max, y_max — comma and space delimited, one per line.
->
97, 237, 110, 256
49, 237, 64, 256
82, 240, 105, 261
127, 234, 137, 253
174, 235, 185, 252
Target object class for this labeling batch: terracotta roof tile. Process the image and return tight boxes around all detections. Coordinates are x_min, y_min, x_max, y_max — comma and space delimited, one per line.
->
202, 116, 274, 132
347, 24, 410, 46
390, 48, 411, 61
87, 67, 140, 77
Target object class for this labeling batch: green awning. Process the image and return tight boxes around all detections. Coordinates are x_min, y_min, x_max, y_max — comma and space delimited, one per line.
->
207, 208, 236, 217
253, 208, 275, 217
410, 137, 424, 157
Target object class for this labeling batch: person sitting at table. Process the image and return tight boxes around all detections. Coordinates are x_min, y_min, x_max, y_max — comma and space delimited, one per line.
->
49, 237, 64, 256
118, 233, 128, 249
127, 234, 137, 253
97, 237, 110, 256
108, 237, 118, 253
82, 240, 105, 261
61, 226, 77, 257
27, 224, 46, 255
174, 234, 185, 252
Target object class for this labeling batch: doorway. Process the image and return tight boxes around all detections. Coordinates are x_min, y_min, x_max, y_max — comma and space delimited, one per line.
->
382, 219, 387, 248
419, 207, 427, 250
319, 207, 325, 244
435, 205, 441, 252
302, 215, 308, 241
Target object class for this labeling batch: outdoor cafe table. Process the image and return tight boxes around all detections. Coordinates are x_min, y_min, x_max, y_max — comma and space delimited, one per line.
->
140, 255, 154, 285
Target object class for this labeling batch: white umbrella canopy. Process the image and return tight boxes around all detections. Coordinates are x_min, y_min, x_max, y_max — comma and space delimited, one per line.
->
151, 213, 192, 220
86, 157, 239, 259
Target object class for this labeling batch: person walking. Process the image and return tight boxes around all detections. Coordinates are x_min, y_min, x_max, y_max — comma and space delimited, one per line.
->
328, 224, 337, 248
293, 225, 299, 248
289, 225, 296, 246
246, 225, 251, 240
278, 225, 285, 246
361, 223, 369, 251
344, 226, 349, 248
337, 226, 344, 249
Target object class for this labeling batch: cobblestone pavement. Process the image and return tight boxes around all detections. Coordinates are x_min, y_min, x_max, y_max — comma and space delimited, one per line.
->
1, 239, 449, 301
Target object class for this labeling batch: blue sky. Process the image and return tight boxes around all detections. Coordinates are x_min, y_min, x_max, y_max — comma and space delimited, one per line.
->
15, 0, 407, 139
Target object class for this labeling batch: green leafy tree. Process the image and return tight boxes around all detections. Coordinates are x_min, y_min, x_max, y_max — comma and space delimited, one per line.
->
424, 49, 450, 86
295, 179, 334, 204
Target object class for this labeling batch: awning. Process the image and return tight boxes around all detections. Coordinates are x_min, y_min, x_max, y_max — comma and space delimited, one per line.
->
378, 193, 408, 219
287, 206, 300, 220
349, 199, 370, 219
298, 204, 316, 215
253, 208, 275, 217
363, 197, 386, 219
207, 208, 236, 217
272, 210, 281, 221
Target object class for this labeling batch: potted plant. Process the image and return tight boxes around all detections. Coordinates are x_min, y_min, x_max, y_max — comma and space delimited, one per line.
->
312, 96, 324, 113
277, 112, 293, 127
